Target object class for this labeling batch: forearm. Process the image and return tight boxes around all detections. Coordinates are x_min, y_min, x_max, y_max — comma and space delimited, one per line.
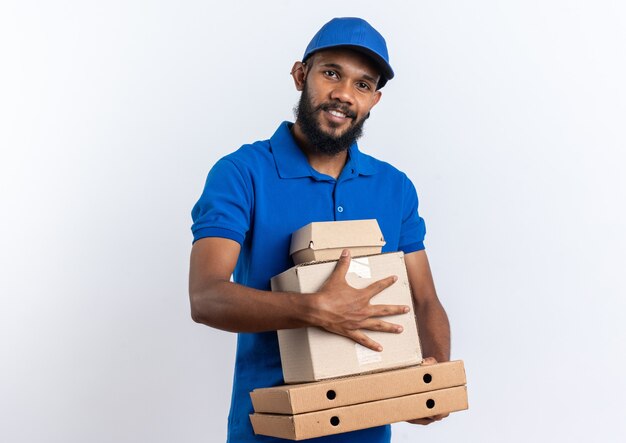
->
190, 279, 312, 333
189, 248, 406, 353
404, 251, 451, 362
416, 298, 450, 362
189, 240, 406, 351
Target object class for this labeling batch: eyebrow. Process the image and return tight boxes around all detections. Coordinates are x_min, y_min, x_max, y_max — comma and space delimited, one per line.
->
319, 62, 379, 85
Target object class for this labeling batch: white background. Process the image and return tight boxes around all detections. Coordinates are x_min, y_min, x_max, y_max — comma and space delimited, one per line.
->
1, 1, 625, 442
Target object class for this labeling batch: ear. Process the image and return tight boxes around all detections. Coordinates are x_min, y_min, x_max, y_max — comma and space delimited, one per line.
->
370, 90, 382, 109
291, 61, 307, 91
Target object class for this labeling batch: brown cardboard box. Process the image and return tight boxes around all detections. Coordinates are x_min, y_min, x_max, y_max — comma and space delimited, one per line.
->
251, 360, 466, 414
271, 252, 422, 383
290, 219, 386, 265
250, 385, 469, 440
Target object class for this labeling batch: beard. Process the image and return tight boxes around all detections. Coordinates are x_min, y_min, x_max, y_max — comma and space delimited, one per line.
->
293, 82, 368, 156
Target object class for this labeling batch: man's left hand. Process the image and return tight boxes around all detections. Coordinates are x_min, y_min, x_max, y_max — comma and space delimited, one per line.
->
406, 357, 450, 425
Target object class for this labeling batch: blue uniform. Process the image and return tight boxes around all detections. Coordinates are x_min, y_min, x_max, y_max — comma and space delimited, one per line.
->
191, 121, 427, 442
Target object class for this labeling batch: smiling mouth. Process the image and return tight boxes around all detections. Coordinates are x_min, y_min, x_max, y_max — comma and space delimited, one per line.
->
328, 109, 347, 118
321, 105, 356, 120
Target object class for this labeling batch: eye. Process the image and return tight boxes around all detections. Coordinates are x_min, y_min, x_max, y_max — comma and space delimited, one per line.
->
356, 82, 371, 91
323, 70, 338, 79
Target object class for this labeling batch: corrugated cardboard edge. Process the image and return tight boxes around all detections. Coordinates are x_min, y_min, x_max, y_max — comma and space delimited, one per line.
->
251, 360, 466, 414
250, 385, 469, 441
285, 250, 402, 272
292, 246, 382, 265
289, 219, 386, 258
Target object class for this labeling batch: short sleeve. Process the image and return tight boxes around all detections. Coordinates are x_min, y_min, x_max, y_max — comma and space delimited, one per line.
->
398, 175, 426, 254
191, 158, 253, 245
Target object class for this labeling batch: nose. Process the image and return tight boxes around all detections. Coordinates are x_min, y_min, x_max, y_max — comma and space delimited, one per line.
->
329, 79, 354, 104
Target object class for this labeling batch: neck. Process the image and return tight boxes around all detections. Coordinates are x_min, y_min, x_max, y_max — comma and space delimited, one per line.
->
291, 121, 349, 179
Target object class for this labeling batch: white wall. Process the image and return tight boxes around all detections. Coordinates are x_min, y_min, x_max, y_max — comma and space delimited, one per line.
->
1, 1, 625, 442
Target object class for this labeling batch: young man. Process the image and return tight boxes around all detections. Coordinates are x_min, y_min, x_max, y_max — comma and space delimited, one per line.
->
189, 17, 451, 442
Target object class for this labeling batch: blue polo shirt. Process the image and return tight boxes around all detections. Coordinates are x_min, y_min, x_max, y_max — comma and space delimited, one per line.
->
191, 121, 426, 442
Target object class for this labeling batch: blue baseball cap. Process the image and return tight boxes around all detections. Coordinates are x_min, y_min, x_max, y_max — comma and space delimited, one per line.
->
302, 17, 394, 89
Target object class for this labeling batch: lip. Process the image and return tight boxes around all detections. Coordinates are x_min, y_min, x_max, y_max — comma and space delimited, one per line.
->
323, 109, 351, 124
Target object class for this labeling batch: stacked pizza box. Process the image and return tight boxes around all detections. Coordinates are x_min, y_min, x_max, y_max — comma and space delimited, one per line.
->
249, 220, 468, 440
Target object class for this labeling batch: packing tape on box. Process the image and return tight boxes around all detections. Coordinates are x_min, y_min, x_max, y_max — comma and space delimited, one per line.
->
355, 343, 383, 365
348, 258, 371, 278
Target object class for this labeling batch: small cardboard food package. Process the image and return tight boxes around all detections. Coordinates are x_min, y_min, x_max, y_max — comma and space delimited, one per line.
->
289, 219, 386, 265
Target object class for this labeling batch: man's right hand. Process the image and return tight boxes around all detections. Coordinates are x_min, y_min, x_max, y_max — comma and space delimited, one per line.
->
307, 249, 410, 352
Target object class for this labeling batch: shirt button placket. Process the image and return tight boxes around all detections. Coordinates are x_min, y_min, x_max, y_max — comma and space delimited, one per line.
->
334, 181, 346, 220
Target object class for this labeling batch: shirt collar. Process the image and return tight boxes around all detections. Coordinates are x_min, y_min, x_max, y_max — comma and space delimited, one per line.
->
269, 121, 378, 180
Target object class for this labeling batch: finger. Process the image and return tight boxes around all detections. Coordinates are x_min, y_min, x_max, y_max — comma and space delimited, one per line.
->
346, 330, 383, 352
422, 357, 438, 365
413, 413, 447, 423
328, 249, 352, 282
359, 318, 404, 334
365, 275, 398, 298
406, 418, 435, 425
368, 303, 411, 317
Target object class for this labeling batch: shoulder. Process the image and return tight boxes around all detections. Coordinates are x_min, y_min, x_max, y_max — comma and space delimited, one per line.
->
207, 137, 275, 185
220, 138, 273, 172
358, 149, 413, 184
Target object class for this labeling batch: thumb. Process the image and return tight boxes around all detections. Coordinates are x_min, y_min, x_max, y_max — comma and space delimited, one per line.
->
422, 357, 438, 365
329, 249, 351, 282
